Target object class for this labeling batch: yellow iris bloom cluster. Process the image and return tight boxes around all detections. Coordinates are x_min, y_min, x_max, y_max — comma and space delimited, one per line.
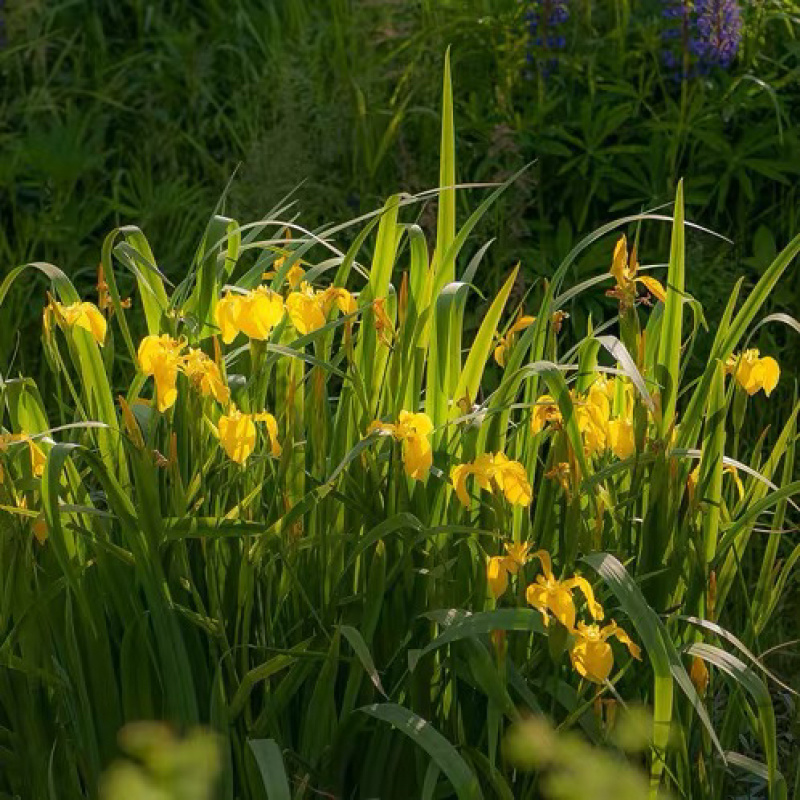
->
215, 282, 357, 343
532, 376, 636, 460
137, 335, 229, 412
136, 334, 279, 466
451, 452, 533, 507
487, 546, 641, 683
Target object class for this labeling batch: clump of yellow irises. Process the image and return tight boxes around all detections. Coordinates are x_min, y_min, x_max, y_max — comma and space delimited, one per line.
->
215, 282, 357, 343
532, 375, 636, 460
487, 545, 641, 684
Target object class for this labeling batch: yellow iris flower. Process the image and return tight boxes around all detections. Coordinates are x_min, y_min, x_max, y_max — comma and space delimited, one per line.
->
182, 348, 230, 405
215, 287, 285, 344
494, 314, 536, 367
726, 349, 780, 397
451, 452, 533, 507
607, 235, 666, 310
137, 334, 186, 412
286, 283, 327, 334
530, 395, 563, 434
45, 299, 107, 346
285, 283, 357, 335
531, 391, 608, 454
486, 542, 532, 599
525, 550, 604, 629
320, 286, 357, 317
569, 620, 642, 684
216, 407, 281, 465
264, 259, 306, 291
0, 432, 47, 477
367, 410, 433, 480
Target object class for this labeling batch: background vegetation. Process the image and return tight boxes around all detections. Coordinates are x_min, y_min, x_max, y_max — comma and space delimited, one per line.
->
2, 1, 798, 382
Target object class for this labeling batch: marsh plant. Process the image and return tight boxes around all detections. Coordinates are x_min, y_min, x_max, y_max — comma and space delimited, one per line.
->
1, 56, 798, 800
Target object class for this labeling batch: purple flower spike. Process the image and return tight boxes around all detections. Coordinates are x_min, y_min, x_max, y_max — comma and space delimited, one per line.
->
694, 0, 743, 68
523, 0, 570, 81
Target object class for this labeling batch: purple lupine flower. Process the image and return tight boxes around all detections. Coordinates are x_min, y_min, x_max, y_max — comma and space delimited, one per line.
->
694, 0, 743, 68
524, 0, 570, 80
660, 0, 742, 82
660, 0, 696, 82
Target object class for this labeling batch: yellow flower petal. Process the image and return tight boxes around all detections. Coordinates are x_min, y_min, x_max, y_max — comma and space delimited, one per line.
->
214, 292, 242, 344
50, 301, 107, 345
451, 463, 474, 506
531, 395, 561, 434
563, 575, 605, 621
636, 276, 667, 303
759, 356, 780, 396
570, 636, 613, 683
286, 290, 326, 335
610, 236, 629, 288
217, 410, 256, 465
402, 434, 432, 480
254, 412, 282, 457
183, 348, 230, 404
608, 419, 635, 459
487, 556, 509, 599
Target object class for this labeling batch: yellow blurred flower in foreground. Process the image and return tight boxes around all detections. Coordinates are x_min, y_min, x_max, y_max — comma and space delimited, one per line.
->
215, 287, 285, 344
182, 348, 230, 405
607, 235, 666, 309
451, 452, 532, 507
137, 334, 186, 412
569, 620, 641, 684
525, 550, 604, 630
726, 349, 780, 397
486, 542, 532, 599
45, 299, 107, 346
368, 411, 433, 480
216, 407, 281, 465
